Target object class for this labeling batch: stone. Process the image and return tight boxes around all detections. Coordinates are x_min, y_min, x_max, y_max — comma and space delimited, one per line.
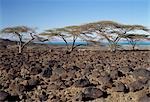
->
39, 91, 48, 101
74, 78, 90, 87
139, 93, 150, 102
67, 66, 80, 73
48, 60, 58, 67
29, 61, 43, 75
113, 82, 128, 92
81, 65, 93, 76
42, 67, 52, 78
82, 87, 104, 101
0, 44, 6, 49
132, 69, 150, 78
129, 80, 146, 92
119, 67, 133, 75
8, 83, 23, 96
64, 79, 74, 87
47, 83, 60, 90
110, 69, 124, 80
54, 80, 67, 90
146, 80, 150, 88
0, 91, 9, 101
20, 80, 28, 86
17, 84, 26, 94
25, 78, 39, 91
73, 92, 84, 101
30, 68, 42, 75
28, 78, 39, 86
53, 66, 66, 75
99, 75, 113, 89
50, 74, 60, 82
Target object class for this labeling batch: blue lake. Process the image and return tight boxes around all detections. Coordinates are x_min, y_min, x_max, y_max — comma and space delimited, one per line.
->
42, 41, 150, 46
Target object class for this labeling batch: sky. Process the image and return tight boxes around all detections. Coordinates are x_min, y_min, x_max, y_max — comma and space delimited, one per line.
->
0, 0, 150, 33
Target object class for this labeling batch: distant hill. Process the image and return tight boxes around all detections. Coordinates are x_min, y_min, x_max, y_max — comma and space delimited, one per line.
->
0, 38, 17, 46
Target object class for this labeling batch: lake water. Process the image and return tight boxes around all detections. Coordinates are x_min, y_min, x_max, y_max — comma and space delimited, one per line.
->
43, 41, 150, 46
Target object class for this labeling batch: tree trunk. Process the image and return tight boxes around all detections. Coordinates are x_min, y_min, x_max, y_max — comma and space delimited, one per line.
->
61, 36, 68, 50
130, 39, 136, 50
18, 36, 23, 53
17, 33, 34, 53
132, 43, 136, 50
18, 45, 22, 53
110, 44, 116, 52
71, 36, 76, 52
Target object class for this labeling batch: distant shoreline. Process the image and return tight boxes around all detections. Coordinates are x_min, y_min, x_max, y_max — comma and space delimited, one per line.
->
37, 41, 150, 45
0, 38, 150, 50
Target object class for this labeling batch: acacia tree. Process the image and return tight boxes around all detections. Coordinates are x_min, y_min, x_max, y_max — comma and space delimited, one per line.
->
82, 21, 150, 51
40, 25, 92, 53
0, 26, 35, 53
118, 25, 149, 50
82, 21, 123, 52
63, 25, 87, 52
121, 34, 149, 50
39, 28, 71, 50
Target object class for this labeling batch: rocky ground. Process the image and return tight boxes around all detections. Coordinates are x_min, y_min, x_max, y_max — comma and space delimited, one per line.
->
0, 39, 150, 102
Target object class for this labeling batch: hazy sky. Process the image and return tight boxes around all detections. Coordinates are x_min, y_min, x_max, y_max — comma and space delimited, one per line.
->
1, 0, 150, 32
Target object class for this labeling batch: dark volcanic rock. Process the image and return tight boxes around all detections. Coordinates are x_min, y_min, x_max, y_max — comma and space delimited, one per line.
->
0, 44, 6, 49
7, 95, 20, 101
47, 83, 60, 90
25, 78, 39, 91
74, 78, 90, 87
67, 66, 80, 72
82, 87, 104, 101
64, 79, 74, 87
29, 61, 43, 75
146, 79, 150, 88
113, 82, 128, 92
0, 91, 9, 101
48, 79, 67, 90
48, 60, 59, 67
30, 68, 42, 75
139, 93, 150, 102
17, 84, 26, 94
0, 43, 150, 102
27, 78, 39, 87
42, 67, 52, 78
9, 83, 26, 95
99, 75, 113, 89
50, 96, 62, 102
50, 74, 61, 82
73, 92, 84, 101
53, 66, 66, 75
132, 69, 150, 78
119, 67, 133, 75
129, 79, 147, 92
39, 91, 48, 101
110, 69, 124, 80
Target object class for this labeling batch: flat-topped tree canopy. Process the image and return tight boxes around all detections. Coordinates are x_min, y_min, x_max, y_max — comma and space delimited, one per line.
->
64, 25, 83, 35
0, 26, 35, 53
79, 21, 123, 37
1, 26, 35, 36
121, 34, 149, 39
78, 20, 150, 51
94, 21, 121, 26
82, 21, 122, 36
39, 28, 72, 40
118, 24, 149, 32
79, 23, 97, 33
91, 21, 122, 30
39, 30, 61, 38
120, 33, 150, 50
81, 21, 149, 33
